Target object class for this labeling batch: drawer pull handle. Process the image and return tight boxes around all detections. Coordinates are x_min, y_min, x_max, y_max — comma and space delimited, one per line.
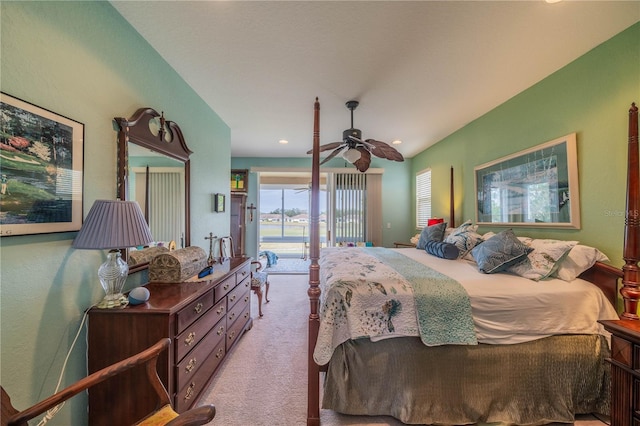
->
184, 332, 196, 346
241, 271, 247, 276
194, 302, 203, 314
216, 306, 225, 315
244, 312, 250, 319
228, 331, 236, 341
228, 312, 236, 321
216, 348, 224, 359
229, 295, 236, 303
224, 283, 230, 291
244, 296, 249, 303
185, 358, 197, 373
217, 326, 225, 335
184, 383, 196, 401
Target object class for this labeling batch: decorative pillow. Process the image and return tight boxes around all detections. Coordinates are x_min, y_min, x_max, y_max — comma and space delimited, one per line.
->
470, 229, 532, 273
416, 222, 447, 249
508, 239, 578, 281
427, 218, 445, 226
425, 240, 459, 260
553, 245, 609, 281
443, 221, 483, 258
444, 220, 476, 239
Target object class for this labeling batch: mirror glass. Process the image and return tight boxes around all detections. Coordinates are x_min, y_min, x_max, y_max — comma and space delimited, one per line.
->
116, 108, 191, 273
128, 144, 186, 249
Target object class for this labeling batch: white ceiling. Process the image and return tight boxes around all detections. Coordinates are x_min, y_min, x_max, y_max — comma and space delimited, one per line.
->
111, 1, 639, 160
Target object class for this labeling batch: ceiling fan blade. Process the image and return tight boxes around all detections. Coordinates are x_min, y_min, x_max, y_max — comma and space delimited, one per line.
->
306, 141, 344, 154
319, 146, 345, 165
347, 135, 376, 149
364, 139, 405, 162
352, 146, 372, 172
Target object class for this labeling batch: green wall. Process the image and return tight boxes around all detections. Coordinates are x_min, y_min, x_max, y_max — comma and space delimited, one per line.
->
230, 157, 414, 257
0, 2, 230, 424
412, 22, 640, 269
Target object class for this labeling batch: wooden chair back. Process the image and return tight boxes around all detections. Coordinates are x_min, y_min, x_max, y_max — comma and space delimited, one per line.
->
1, 339, 215, 426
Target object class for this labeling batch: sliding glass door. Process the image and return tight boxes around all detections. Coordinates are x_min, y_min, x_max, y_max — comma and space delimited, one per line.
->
259, 184, 327, 259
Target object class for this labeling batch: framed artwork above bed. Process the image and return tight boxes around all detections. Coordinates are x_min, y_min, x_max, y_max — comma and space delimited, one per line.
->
474, 133, 580, 229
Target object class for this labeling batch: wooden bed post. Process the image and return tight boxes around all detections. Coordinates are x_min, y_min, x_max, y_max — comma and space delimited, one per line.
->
450, 166, 455, 228
308, 97, 321, 426
621, 103, 640, 319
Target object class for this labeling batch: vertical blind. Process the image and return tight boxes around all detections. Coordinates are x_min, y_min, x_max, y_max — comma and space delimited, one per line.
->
148, 171, 184, 244
334, 173, 367, 244
416, 169, 432, 228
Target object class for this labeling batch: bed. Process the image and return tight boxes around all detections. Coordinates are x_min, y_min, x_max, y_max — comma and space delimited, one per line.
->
306, 101, 639, 425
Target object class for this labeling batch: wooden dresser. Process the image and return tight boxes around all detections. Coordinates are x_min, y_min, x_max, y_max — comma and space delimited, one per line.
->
600, 319, 640, 425
88, 257, 252, 425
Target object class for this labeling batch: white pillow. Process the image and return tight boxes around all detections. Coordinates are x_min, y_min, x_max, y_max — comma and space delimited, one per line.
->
554, 245, 609, 281
508, 239, 578, 281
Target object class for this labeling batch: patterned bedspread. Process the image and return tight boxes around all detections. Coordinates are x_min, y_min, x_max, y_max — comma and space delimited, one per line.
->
313, 247, 477, 365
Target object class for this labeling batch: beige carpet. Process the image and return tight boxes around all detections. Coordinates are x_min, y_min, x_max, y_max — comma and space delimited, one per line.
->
198, 274, 609, 426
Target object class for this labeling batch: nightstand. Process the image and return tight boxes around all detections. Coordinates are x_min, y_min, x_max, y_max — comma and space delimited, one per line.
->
599, 319, 640, 425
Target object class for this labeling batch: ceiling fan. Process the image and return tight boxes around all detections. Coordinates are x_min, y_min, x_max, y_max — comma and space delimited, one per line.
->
308, 100, 404, 172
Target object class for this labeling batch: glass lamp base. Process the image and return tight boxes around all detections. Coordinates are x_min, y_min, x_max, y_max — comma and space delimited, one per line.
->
97, 251, 130, 309
97, 293, 129, 309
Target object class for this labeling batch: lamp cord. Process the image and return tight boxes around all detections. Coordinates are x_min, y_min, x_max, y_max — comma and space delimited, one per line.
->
37, 303, 96, 425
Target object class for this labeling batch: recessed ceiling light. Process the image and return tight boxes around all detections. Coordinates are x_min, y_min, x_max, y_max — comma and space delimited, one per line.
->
545, 0, 562, 3
392, 139, 402, 145
278, 139, 289, 144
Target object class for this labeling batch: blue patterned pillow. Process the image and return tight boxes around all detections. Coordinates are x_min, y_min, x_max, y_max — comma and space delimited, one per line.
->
471, 229, 533, 274
443, 222, 483, 258
416, 222, 447, 250
425, 240, 459, 260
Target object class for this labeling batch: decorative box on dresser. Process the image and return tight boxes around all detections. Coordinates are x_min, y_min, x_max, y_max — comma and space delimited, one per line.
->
88, 257, 252, 426
600, 319, 640, 426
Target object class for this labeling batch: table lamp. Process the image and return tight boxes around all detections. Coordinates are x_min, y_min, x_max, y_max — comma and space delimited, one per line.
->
73, 200, 153, 308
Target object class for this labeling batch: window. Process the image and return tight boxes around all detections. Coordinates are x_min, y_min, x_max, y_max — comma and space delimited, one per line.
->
416, 169, 432, 228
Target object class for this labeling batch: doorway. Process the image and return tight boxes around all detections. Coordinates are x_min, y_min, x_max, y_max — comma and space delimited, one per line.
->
258, 172, 327, 259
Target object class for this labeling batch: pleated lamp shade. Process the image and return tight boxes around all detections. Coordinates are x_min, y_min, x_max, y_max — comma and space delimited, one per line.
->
73, 200, 153, 250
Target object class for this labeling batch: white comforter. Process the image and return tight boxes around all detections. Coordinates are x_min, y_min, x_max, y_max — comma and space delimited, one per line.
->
397, 248, 619, 344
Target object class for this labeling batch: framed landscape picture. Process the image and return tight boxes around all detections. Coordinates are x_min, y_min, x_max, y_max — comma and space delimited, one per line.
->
0, 93, 84, 236
474, 133, 580, 229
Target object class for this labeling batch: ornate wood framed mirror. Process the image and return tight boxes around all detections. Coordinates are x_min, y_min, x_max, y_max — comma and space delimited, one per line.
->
115, 107, 192, 273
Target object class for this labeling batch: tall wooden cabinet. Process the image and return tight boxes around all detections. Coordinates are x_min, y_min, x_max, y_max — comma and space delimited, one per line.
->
87, 257, 252, 425
230, 194, 246, 257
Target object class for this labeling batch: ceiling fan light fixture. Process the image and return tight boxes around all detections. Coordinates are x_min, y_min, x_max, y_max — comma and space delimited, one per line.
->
342, 147, 362, 163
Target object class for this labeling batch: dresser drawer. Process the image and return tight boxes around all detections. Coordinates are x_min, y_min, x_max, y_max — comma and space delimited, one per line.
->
215, 274, 236, 303
175, 298, 222, 362
176, 289, 214, 334
227, 304, 250, 350
175, 323, 226, 391
227, 280, 249, 310
174, 339, 226, 413
227, 289, 250, 325
237, 263, 251, 285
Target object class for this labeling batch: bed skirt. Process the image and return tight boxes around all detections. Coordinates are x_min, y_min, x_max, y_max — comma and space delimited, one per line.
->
322, 334, 610, 425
